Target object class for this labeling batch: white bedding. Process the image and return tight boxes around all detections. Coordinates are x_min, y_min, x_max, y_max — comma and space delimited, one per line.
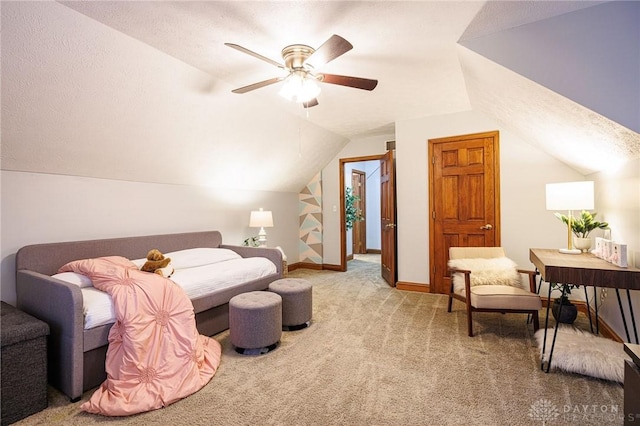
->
70, 256, 276, 330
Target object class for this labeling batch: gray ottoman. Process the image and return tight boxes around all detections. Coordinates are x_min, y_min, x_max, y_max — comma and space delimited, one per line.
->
1, 302, 49, 426
268, 278, 312, 331
229, 291, 282, 355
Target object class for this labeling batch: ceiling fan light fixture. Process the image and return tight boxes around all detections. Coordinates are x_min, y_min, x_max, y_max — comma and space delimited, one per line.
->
278, 73, 320, 104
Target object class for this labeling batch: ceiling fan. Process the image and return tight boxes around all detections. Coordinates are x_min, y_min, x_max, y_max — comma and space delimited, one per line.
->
225, 35, 378, 108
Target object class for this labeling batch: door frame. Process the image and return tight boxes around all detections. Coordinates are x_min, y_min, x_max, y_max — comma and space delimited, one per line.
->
351, 169, 367, 255
428, 130, 501, 292
339, 154, 385, 272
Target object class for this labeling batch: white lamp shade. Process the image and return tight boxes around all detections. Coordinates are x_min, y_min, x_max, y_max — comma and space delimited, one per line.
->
249, 209, 274, 228
545, 181, 594, 211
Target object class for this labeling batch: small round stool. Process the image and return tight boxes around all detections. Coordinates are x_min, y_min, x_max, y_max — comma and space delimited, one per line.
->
268, 278, 312, 331
229, 291, 282, 355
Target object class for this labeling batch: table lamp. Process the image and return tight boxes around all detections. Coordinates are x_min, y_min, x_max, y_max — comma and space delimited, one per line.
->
249, 208, 274, 247
545, 181, 594, 254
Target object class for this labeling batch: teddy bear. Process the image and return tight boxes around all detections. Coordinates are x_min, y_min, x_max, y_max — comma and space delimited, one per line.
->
140, 249, 174, 277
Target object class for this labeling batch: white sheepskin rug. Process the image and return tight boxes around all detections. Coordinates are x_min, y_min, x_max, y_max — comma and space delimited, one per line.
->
535, 326, 630, 383
448, 257, 522, 292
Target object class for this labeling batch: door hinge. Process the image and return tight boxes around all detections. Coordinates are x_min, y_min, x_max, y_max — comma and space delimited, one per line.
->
432, 211, 436, 219
432, 156, 435, 164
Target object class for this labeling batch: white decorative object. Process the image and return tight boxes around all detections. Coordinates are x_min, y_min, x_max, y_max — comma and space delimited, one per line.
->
610, 242, 628, 268
535, 326, 630, 383
593, 237, 604, 258
545, 181, 594, 254
594, 238, 628, 268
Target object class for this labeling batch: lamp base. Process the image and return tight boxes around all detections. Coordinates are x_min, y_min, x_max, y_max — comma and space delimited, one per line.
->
257, 227, 268, 248
559, 248, 582, 255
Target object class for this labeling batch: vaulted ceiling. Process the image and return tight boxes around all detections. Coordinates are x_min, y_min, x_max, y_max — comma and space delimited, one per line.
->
2, 1, 638, 192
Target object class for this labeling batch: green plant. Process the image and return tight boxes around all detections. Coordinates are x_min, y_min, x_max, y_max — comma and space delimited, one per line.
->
345, 187, 364, 230
551, 283, 579, 305
554, 210, 609, 238
242, 236, 260, 247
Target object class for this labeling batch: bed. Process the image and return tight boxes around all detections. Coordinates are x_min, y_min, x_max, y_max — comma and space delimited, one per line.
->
15, 230, 283, 401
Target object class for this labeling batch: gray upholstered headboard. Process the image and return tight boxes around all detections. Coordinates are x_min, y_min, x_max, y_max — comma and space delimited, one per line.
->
16, 231, 223, 276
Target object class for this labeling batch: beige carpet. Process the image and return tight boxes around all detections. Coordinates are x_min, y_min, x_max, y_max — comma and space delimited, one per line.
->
15, 256, 624, 425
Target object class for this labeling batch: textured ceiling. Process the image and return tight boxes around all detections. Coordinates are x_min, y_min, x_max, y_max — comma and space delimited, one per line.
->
58, 0, 483, 138
459, 45, 639, 174
2, 1, 637, 193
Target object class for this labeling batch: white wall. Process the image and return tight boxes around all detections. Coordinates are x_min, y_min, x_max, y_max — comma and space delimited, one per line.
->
0, 171, 299, 305
395, 109, 584, 285
589, 158, 640, 340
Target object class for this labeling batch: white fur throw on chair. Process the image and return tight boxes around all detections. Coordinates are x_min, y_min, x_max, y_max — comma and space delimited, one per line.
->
448, 257, 522, 292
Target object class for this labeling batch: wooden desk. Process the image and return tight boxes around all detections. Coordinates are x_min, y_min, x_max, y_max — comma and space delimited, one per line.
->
529, 248, 640, 290
529, 248, 640, 372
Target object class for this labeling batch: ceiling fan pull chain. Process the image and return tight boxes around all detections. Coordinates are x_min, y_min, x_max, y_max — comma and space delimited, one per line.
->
298, 121, 302, 158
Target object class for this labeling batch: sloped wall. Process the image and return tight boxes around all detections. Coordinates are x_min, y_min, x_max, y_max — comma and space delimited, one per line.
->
460, 1, 640, 134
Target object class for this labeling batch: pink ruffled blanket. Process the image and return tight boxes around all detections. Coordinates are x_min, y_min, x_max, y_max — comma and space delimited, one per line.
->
59, 256, 221, 416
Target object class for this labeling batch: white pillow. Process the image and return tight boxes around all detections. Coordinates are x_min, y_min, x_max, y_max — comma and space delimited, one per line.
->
130, 258, 146, 268
52, 272, 93, 288
448, 257, 522, 290
163, 248, 241, 270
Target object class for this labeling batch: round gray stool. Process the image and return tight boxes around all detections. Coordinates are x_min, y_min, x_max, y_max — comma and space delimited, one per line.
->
268, 278, 312, 331
229, 291, 282, 355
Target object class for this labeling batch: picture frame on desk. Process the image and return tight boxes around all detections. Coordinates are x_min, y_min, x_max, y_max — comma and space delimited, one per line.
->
610, 242, 628, 268
593, 237, 628, 268
593, 237, 603, 258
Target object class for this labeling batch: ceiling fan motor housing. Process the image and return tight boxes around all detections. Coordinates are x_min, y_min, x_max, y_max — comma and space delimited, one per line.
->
281, 44, 315, 70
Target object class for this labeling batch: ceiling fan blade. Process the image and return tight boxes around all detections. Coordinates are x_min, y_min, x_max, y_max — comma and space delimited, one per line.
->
231, 77, 283, 94
304, 35, 353, 69
319, 73, 378, 91
225, 43, 284, 69
303, 98, 319, 108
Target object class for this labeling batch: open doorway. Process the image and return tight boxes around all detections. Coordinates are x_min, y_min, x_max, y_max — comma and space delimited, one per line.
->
346, 165, 380, 260
340, 155, 383, 271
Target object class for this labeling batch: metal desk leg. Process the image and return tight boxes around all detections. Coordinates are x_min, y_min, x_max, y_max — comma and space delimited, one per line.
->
542, 283, 567, 373
541, 282, 553, 370
594, 286, 599, 335
584, 286, 594, 333
544, 284, 568, 373
616, 289, 631, 343
627, 289, 638, 344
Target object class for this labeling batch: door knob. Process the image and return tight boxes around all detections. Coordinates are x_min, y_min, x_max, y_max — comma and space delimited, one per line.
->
480, 224, 493, 230
385, 223, 396, 229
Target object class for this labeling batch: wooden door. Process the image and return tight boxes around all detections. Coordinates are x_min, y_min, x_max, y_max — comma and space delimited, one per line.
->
351, 170, 367, 254
381, 150, 397, 286
429, 131, 500, 294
